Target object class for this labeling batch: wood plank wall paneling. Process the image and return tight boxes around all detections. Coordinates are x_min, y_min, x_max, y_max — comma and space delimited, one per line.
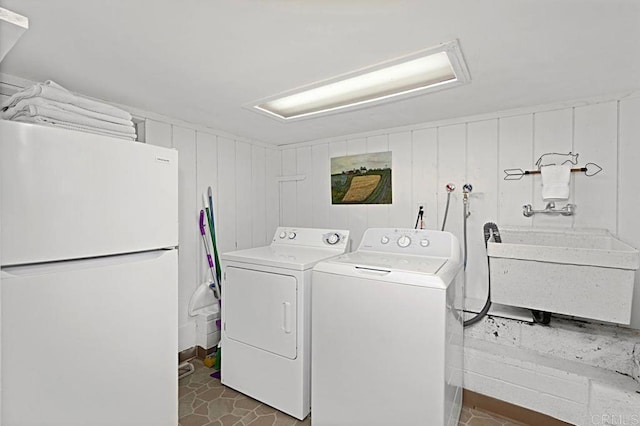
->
171, 126, 198, 334
251, 146, 267, 248
532, 109, 573, 228
619, 97, 640, 328
498, 115, 533, 227
366, 134, 390, 228
411, 128, 438, 230
295, 147, 313, 228
328, 141, 349, 233
346, 138, 368, 246
216, 138, 237, 255
195, 131, 218, 285
311, 144, 331, 229
146, 119, 172, 149
278, 98, 640, 330
235, 141, 253, 250
466, 120, 499, 306
573, 102, 618, 231
265, 149, 281, 241
145, 121, 280, 351
438, 124, 467, 248
280, 149, 297, 227
388, 132, 412, 228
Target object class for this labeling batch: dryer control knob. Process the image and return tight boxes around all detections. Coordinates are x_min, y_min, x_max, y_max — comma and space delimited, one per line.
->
279, 231, 287, 239
397, 235, 411, 248
380, 236, 390, 244
326, 233, 341, 245
288, 232, 297, 239
420, 239, 430, 247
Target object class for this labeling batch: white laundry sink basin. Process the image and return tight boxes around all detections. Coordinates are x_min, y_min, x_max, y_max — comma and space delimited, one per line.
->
487, 227, 639, 324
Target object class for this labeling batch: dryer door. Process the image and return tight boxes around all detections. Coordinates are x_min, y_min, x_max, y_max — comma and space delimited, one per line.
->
224, 266, 297, 359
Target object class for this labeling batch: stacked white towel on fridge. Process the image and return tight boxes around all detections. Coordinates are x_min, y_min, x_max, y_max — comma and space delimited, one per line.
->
1, 80, 136, 140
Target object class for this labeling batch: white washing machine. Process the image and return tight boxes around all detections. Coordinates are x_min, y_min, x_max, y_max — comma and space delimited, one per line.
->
311, 228, 464, 426
220, 227, 350, 420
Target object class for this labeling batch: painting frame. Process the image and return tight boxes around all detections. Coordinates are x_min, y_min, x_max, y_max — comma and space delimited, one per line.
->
331, 151, 392, 205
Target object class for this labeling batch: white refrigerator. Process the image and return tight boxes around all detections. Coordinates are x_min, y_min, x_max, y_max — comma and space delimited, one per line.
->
0, 120, 179, 425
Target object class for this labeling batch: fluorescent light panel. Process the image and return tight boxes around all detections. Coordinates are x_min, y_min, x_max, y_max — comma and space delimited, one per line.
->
254, 41, 469, 120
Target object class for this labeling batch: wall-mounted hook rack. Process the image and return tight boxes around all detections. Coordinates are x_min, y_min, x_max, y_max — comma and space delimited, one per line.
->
503, 163, 602, 181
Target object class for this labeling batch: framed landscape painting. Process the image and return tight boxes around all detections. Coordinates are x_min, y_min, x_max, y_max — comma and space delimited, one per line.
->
331, 151, 392, 204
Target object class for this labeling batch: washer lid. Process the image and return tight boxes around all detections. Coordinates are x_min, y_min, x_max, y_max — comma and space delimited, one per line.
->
330, 251, 448, 275
221, 245, 345, 270
313, 251, 454, 289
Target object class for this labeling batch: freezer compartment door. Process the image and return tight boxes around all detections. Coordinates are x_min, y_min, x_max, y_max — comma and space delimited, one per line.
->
0, 120, 178, 265
1, 249, 178, 426
224, 266, 298, 359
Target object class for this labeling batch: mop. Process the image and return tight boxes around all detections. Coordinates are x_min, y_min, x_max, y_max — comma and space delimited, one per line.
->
199, 209, 221, 300
180, 207, 220, 381
206, 187, 221, 284
204, 188, 223, 377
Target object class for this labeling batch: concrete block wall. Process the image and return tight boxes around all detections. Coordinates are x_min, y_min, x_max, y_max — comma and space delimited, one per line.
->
464, 317, 640, 425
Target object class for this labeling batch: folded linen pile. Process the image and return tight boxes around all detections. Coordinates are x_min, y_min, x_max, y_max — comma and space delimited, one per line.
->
1, 80, 136, 140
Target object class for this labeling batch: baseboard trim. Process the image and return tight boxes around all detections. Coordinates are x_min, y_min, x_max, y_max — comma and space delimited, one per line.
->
179, 346, 216, 364
178, 347, 196, 364
463, 389, 572, 426
196, 345, 216, 359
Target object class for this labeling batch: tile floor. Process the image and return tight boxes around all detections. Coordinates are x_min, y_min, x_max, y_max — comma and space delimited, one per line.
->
179, 359, 526, 426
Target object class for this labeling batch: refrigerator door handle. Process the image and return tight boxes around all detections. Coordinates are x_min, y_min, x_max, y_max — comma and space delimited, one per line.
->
1, 249, 174, 277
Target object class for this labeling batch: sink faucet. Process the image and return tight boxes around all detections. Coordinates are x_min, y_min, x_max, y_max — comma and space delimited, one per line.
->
523, 202, 576, 217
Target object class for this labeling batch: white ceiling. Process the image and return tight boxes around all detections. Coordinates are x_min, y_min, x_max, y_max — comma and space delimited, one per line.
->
1, 0, 638, 145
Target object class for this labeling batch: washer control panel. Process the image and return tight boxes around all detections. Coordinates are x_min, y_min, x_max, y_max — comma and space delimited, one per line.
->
359, 228, 456, 258
272, 227, 350, 249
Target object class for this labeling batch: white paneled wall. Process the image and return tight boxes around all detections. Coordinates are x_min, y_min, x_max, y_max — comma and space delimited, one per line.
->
466, 120, 498, 307
172, 125, 198, 349
144, 122, 280, 351
619, 96, 640, 331
278, 96, 640, 330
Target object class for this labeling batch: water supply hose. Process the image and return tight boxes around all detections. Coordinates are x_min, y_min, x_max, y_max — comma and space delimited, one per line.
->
463, 222, 499, 327
414, 205, 424, 229
453, 184, 551, 326
441, 183, 455, 231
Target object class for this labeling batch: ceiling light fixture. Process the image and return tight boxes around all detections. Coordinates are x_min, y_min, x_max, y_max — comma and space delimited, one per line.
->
250, 39, 470, 121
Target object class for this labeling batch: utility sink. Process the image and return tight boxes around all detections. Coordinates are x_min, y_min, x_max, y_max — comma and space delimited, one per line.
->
487, 227, 640, 324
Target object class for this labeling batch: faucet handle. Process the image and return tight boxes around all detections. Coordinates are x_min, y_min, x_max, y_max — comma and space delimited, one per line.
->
463, 183, 473, 193
561, 204, 576, 216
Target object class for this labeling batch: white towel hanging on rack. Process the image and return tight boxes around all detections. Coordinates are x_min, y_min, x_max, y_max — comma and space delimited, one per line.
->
541, 164, 571, 201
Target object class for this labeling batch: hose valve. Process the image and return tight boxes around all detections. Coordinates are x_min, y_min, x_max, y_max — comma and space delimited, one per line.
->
463, 184, 473, 201
446, 183, 456, 193
463, 183, 473, 217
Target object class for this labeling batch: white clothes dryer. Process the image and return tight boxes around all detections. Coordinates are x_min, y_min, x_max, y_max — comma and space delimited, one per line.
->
311, 228, 464, 426
220, 227, 350, 420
